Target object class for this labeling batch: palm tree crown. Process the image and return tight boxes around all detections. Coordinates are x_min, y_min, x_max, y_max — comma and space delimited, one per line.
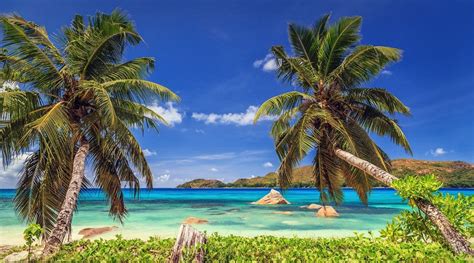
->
255, 14, 411, 204
0, 10, 179, 236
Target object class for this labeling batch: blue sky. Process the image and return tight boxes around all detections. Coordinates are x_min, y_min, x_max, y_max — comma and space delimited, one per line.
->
1, 0, 473, 188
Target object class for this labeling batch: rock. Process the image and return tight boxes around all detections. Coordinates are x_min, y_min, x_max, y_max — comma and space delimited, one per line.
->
307, 204, 322, 210
4, 249, 41, 263
251, 189, 290, 205
316, 206, 339, 217
78, 226, 118, 239
272, 211, 293, 215
183, 217, 209, 224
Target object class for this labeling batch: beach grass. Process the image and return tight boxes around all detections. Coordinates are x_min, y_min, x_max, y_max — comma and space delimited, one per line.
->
42, 234, 471, 262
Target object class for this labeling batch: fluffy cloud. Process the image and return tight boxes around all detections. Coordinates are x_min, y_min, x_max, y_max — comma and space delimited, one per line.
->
253, 54, 279, 72
192, 106, 276, 126
143, 149, 157, 157
430, 147, 447, 157
381, 70, 392, 75
210, 167, 218, 172
147, 102, 184, 127
0, 153, 32, 188
156, 173, 170, 182
263, 162, 273, 168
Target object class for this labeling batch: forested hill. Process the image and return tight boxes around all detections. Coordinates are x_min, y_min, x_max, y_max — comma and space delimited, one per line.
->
176, 159, 474, 188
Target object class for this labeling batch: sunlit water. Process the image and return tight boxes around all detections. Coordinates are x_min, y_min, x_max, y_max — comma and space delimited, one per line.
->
0, 188, 472, 245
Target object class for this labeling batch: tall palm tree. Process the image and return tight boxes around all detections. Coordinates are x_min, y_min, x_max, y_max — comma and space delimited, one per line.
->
0, 10, 179, 255
254, 14, 471, 254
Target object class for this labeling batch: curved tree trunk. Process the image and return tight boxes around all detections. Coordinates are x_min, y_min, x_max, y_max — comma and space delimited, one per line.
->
334, 148, 473, 255
42, 141, 90, 256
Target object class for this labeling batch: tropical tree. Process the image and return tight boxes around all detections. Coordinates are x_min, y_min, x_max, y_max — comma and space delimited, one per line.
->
254, 14, 472, 254
0, 10, 179, 255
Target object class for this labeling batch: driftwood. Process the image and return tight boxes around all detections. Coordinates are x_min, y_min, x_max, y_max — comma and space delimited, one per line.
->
169, 224, 207, 263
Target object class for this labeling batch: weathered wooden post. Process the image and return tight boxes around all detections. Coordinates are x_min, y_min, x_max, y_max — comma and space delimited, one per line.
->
169, 224, 207, 263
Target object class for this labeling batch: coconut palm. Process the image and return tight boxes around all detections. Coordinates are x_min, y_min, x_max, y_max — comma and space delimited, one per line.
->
254, 14, 471, 254
0, 10, 179, 255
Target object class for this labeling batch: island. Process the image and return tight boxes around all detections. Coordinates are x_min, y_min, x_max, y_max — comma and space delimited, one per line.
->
176, 159, 474, 188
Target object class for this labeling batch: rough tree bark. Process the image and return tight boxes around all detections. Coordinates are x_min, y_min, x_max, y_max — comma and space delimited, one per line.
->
42, 141, 90, 256
334, 148, 473, 255
169, 224, 207, 263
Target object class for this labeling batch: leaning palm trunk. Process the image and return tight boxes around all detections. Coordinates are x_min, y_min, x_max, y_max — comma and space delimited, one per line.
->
43, 141, 90, 256
334, 148, 473, 255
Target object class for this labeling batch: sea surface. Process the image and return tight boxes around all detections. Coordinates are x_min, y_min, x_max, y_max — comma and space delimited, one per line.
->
0, 188, 472, 245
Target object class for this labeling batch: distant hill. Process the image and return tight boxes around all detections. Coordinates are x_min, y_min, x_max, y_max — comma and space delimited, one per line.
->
175, 159, 474, 188
176, 179, 226, 188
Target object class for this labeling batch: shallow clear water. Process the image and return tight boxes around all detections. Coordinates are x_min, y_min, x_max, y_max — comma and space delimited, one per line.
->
0, 188, 472, 245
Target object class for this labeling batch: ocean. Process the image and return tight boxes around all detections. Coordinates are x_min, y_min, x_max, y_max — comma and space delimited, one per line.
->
0, 188, 472, 245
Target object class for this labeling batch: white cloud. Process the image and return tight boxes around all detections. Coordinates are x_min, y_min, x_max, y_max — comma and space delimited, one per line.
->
147, 102, 184, 127
143, 149, 157, 157
0, 153, 32, 188
156, 173, 170, 182
253, 54, 279, 72
192, 106, 276, 126
195, 152, 236, 160
263, 162, 273, 168
210, 167, 218, 172
430, 147, 447, 157
381, 70, 392, 75
195, 129, 205, 134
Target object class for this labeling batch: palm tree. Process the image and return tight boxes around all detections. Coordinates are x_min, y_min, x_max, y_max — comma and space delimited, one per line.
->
254, 14, 471, 254
0, 10, 179, 255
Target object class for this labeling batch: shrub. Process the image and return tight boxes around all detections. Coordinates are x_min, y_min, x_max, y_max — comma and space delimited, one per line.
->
49, 234, 471, 262
381, 192, 473, 245
383, 174, 473, 248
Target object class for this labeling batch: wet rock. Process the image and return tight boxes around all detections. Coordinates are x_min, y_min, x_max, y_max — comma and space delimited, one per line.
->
316, 206, 339, 217
183, 217, 209, 224
78, 226, 118, 239
251, 189, 290, 205
307, 204, 322, 210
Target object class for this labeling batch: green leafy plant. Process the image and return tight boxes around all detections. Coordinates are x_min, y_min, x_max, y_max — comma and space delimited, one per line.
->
381, 192, 473, 246
23, 223, 43, 261
392, 174, 443, 205
47, 234, 473, 262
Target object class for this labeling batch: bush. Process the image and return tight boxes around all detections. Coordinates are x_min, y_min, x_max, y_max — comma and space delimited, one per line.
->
49, 234, 471, 262
381, 192, 473, 245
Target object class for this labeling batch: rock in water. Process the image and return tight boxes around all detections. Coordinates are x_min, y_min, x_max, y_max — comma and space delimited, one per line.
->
307, 204, 322, 210
183, 217, 209, 224
316, 206, 339, 217
78, 226, 118, 239
252, 189, 290, 205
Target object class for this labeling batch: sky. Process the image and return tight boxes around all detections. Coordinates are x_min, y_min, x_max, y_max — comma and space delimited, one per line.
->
0, 0, 473, 188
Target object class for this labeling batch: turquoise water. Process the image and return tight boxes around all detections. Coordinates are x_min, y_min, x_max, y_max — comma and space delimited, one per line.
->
0, 188, 472, 245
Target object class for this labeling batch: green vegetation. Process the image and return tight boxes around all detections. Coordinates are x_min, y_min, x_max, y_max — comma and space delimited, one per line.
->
23, 223, 43, 260
382, 175, 473, 245
0, 10, 178, 251
177, 160, 474, 188
253, 14, 411, 205
45, 234, 471, 262
176, 179, 226, 188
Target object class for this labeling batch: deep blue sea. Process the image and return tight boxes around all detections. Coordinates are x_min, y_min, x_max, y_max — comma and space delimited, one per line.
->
0, 188, 472, 244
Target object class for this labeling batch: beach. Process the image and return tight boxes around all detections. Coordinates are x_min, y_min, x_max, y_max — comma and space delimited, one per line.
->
1, 188, 472, 245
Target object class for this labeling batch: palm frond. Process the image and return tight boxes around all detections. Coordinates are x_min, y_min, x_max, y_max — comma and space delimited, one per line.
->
254, 91, 311, 122
318, 16, 361, 78
330, 46, 401, 88
347, 88, 410, 115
